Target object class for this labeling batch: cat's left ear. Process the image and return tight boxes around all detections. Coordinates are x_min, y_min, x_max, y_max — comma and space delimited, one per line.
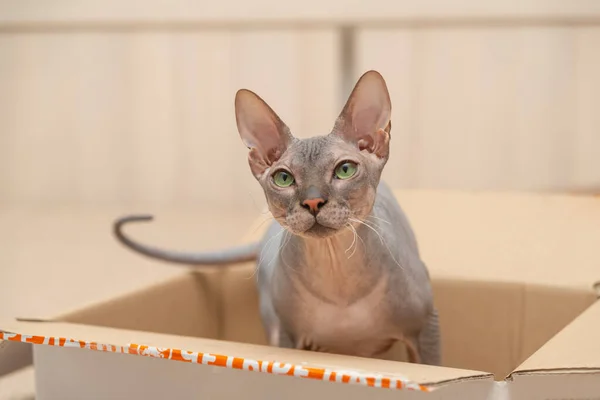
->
235, 89, 294, 179
331, 70, 391, 159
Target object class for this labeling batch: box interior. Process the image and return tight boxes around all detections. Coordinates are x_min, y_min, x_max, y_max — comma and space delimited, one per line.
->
59, 264, 596, 380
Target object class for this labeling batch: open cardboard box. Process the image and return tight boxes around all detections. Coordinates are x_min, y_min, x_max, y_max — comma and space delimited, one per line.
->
1, 190, 600, 399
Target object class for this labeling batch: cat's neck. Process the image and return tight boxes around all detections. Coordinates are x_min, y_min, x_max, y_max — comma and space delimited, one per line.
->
280, 221, 385, 304
298, 228, 359, 264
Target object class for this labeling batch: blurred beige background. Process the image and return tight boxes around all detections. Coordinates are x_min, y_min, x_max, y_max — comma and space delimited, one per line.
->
1, 1, 600, 213
1, 0, 600, 397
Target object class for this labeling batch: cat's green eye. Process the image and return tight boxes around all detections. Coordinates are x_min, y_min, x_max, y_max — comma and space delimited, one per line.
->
335, 161, 358, 180
273, 170, 295, 187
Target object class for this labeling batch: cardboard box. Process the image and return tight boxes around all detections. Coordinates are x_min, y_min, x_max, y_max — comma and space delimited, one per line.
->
1, 190, 599, 399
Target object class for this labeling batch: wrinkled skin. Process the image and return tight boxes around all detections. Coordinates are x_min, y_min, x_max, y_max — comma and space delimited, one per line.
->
237, 71, 441, 364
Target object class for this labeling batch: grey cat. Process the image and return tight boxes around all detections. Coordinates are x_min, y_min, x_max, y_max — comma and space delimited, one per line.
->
114, 71, 441, 365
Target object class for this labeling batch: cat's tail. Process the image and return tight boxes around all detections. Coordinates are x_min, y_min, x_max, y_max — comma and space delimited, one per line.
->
113, 215, 258, 266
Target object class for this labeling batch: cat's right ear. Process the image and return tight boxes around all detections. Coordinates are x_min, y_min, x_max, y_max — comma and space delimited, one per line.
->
235, 89, 294, 179
331, 70, 391, 159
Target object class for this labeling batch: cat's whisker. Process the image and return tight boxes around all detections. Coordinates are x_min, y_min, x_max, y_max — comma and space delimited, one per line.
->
345, 223, 359, 259
250, 216, 275, 235
349, 217, 404, 269
246, 190, 270, 215
355, 217, 380, 230
345, 224, 356, 253
349, 217, 384, 244
250, 228, 285, 279
368, 215, 392, 225
268, 229, 292, 268
279, 231, 302, 274
258, 228, 284, 263
351, 219, 367, 244
281, 252, 301, 274
355, 227, 366, 250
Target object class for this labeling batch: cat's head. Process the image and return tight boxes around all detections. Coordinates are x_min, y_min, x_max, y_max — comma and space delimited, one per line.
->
235, 70, 391, 239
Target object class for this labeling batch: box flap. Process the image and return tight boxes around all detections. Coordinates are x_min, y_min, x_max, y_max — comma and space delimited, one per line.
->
507, 300, 600, 400
0, 320, 492, 391
511, 299, 600, 375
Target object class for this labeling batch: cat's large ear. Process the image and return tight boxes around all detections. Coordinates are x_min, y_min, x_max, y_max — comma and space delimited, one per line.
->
332, 70, 391, 159
235, 89, 294, 179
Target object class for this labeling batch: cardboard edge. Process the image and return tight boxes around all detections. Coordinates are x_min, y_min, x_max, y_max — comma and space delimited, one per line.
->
0, 327, 429, 392
509, 367, 600, 378
0, 321, 494, 393
419, 373, 494, 388
507, 299, 600, 381
507, 369, 600, 400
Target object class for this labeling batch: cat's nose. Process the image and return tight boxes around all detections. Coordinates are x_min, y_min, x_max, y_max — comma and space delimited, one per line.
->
302, 198, 327, 215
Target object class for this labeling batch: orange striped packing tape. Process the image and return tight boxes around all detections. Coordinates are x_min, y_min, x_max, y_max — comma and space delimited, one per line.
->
0, 331, 430, 392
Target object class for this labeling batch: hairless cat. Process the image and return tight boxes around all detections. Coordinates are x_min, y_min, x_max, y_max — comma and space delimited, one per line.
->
113, 71, 441, 365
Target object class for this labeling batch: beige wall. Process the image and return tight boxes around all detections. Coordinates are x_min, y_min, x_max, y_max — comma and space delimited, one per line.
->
0, 29, 340, 212
1, 1, 599, 212
357, 27, 600, 192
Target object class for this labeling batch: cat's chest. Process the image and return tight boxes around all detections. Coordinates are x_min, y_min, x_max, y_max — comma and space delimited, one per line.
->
278, 272, 396, 354
306, 283, 388, 334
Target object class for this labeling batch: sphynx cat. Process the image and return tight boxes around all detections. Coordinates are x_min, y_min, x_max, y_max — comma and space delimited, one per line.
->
113, 71, 441, 365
